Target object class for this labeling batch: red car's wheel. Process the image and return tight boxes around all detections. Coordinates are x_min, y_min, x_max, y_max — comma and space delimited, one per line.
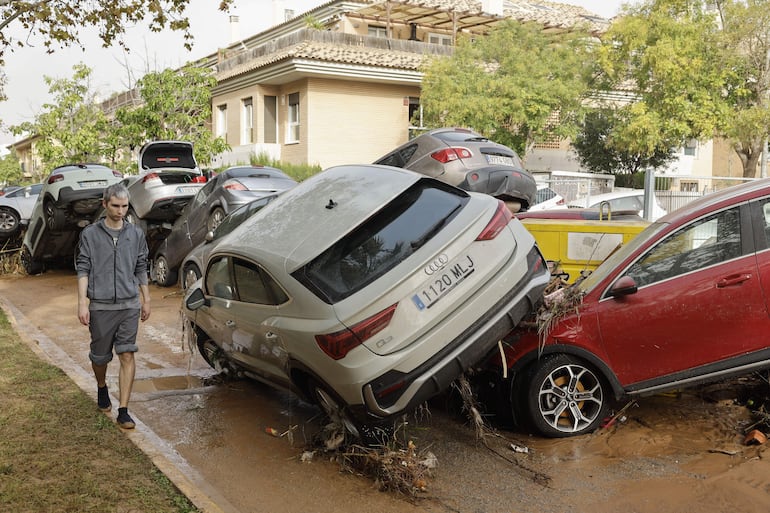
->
523, 354, 610, 437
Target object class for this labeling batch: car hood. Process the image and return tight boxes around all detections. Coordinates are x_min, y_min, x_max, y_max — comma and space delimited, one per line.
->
138, 140, 198, 174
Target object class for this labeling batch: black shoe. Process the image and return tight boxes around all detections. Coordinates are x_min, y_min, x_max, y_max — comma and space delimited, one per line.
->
117, 407, 135, 429
97, 385, 112, 412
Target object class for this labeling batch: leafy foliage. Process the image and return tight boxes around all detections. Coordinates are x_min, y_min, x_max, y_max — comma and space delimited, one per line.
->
573, 108, 677, 174
114, 64, 229, 167
596, 0, 770, 178
419, 20, 595, 156
0, 0, 234, 65
11, 63, 228, 176
11, 63, 108, 178
0, 150, 23, 185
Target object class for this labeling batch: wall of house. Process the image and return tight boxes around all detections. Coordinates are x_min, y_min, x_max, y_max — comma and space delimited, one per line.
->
305, 78, 421, 168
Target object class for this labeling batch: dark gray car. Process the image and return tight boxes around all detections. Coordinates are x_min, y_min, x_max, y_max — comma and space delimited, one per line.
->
151, 174, 292, 287
374, 127, 537, 212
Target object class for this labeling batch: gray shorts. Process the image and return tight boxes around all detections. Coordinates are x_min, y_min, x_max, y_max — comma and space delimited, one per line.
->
88, 309, 140, 366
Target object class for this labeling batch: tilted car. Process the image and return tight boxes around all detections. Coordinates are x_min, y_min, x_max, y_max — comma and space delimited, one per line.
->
22, 164, 122, 274
153, 192, 284, 287
123, 140, 206, 228
373, 127, 537, 212
183, 164, 550, 443
0, 183, 43, 237
183, 165, 297, 233
487, 177, 770, 437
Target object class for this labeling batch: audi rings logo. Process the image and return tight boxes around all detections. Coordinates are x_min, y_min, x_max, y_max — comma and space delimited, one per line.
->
424, 254, 449, 275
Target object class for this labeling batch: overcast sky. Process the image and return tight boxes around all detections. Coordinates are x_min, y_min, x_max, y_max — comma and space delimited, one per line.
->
0, 0, 628, 147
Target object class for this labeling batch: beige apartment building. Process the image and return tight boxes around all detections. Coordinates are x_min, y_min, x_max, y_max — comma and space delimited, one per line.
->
206, 0, 609, 169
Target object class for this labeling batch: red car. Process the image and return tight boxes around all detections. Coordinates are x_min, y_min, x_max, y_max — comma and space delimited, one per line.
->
492, 178, 770, 437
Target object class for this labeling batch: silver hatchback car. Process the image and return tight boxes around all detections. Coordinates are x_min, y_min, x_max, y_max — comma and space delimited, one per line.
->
184, 164, 550, 442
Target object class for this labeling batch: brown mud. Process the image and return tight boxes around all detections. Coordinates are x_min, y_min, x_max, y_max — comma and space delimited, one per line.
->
2, 269, 769, 513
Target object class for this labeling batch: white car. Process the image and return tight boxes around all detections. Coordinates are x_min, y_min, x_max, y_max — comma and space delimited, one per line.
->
184, 164, 550, 443
21, 164, 123, 274
528, 184, 565, 211
0, 183, 43, 237
569, 189, 667, 221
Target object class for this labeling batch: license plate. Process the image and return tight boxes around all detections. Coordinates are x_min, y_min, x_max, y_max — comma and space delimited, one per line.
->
176, 186, 199, 194
79, 180, 108, 189
412, 254, 476, 310
485, 155, 515, 166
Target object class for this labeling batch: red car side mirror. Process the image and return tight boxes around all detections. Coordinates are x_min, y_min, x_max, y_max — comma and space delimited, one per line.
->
609, 276, 638, 298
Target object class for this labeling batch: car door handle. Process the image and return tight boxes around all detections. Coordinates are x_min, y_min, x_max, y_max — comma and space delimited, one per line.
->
226, 320, 236, 328
717, 273, 752, 288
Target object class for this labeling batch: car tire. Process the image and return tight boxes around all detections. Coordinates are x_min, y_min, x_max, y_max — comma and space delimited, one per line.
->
182, 263, 201, 291
0, 207, 20, 236
522, 354, 609, 438
207, 207, 226, 232
153, 254, 178, 287
311, 381, 393, 447
197, 336, 225, 371
44, 200, 65, 231
21, 245, 43, 275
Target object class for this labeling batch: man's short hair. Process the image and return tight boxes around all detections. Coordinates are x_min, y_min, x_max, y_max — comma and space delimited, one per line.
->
103, 182, 130, 202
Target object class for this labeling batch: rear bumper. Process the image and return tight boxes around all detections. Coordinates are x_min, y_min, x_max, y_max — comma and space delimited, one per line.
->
355, 245, 550, 421
459, 165, 537, 209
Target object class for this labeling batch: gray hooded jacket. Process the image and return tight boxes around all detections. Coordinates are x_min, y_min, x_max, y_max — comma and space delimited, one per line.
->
76, 218, 149, 307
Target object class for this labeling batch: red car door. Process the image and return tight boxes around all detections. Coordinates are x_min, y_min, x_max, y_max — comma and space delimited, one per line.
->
596, 204, 770, 386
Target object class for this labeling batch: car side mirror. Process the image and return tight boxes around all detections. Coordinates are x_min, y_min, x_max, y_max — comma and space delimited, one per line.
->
185, 287, 209, 310
205, 230, 214, 243
608, 276, 638, 298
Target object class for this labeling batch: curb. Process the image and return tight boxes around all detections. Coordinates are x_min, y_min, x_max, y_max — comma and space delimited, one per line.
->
0, 295, 242, 513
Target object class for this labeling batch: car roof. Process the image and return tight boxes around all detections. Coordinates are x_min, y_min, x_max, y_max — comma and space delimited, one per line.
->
218, 164, 423, 272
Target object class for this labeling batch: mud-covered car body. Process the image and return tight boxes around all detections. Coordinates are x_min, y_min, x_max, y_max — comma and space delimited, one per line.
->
493, 178, 770, 438
374, 127, 537, 212
183, 164, 550, 442
21, 164, 122, 274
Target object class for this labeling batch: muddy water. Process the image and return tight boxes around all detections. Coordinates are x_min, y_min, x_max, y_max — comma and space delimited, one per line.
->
2, 270, 770, 513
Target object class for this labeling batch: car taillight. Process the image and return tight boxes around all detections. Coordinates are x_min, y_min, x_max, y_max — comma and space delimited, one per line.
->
223, 180, 247, 191
476, 200, 512, 241
47, 174, 64, 184
141, 172, 161, 184
315, 304, 397, 360
191, 175, 207, 183
112, 170, 123, 178
556, 198, 565, 206
431, 147, 472, 163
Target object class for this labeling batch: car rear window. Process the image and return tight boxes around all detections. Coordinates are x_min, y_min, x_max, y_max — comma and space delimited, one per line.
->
433, 130, 487, 143
293, 179, 470, 304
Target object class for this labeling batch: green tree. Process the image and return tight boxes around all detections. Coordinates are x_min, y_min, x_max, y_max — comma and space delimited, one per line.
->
419, 20, 595, 156
597, 0, 770, 178
573, 108, 678, 174
0, 150, 23, 185
11, 63, 107, 177
115, 65, 229, 167
0, 0, 234, 65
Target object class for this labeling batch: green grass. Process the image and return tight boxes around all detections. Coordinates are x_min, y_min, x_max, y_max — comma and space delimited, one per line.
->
0, 310, 200, 513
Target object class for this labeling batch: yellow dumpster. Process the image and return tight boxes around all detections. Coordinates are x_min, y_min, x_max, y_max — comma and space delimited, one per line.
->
519, 217, 650, 283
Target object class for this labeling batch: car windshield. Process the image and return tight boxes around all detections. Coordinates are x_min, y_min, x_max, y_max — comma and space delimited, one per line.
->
577, 221, 670, 292
293, 180, 470, 304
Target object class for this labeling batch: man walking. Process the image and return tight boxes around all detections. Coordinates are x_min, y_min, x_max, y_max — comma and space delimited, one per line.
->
76, 183, 151, 429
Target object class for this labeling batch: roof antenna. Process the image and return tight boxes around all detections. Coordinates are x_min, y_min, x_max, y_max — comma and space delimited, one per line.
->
326, 199, 338, 209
